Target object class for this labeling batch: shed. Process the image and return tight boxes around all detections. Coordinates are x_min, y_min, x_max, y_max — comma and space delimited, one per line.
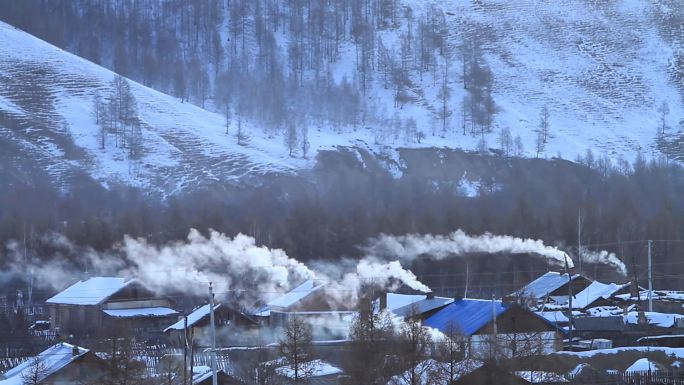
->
192, 366, 246, 385
164, 303, 259, 346
0, 343, 104, 385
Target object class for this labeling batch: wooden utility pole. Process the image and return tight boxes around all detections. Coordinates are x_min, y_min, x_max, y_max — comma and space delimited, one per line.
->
648, 240, 653, 312
209, 283, 218, 385
183, 315, 188, 385
577, 210, 582, 275
565, 255, 574, 350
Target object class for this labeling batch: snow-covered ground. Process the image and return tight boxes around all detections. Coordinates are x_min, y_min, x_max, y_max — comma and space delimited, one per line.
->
556, 346, 684, 359
0, 21, 302, 193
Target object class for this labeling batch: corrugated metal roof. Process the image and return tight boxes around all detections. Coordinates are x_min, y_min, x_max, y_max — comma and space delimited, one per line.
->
268, 280, 326, 309
423, 299, 508, 336
165, 303, 220, 332
391, 296, 454, 318
517, 272, 578, 299
46, 277, 135, 305
569, 281, 629, 309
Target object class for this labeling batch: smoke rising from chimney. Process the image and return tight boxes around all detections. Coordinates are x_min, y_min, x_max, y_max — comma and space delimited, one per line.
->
579, 247, 627, 276
363, 230, 575, 268
4, 229, 430, 308
362, 230, 628, 275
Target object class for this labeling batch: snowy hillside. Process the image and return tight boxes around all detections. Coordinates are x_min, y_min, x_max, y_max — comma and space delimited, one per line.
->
349, 0, 684, 161
1, 0, 684, 193
0, 21, 301, 193
438, 0, 684, 160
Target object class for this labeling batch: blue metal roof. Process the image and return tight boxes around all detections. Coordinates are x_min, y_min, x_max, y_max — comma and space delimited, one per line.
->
423, 299, 509, 336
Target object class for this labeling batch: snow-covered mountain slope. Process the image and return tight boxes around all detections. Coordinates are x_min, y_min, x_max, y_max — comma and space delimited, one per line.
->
0, 21, 303, 193
439, 0, 684, 160
2, 0, 684, 194
353, 0, 684, 161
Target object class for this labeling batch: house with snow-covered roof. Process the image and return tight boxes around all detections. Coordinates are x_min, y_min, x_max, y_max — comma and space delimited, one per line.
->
614, 289, 684, 314
423, 298, 563, 358
510, 271, 592, 310
46, 276, 177, 338
164, 302, 260, 346
379, 292, 454, 321
263, 280, 354, 340
541, 281, 631, 311
192, 366, 246, 385
0, 343, 105, 385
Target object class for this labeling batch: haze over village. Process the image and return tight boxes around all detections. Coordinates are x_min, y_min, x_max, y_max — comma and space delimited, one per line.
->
3, 1, 684, 385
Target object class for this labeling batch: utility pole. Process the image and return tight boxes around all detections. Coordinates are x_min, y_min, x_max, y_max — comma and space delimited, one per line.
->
648, 240, 653, 312
209, 282, 218, 385
183, 315, 188, 385
490, 294, 497, 360
464, 262, 469, 298
577, 210, 582, 275
565, 255, 574, 350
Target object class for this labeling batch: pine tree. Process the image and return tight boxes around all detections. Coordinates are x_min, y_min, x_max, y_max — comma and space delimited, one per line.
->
278, 316, 314, 384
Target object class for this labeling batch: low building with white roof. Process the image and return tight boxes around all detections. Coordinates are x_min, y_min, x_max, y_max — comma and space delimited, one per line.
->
0, 343, 104, 385
46, 276, 177, 338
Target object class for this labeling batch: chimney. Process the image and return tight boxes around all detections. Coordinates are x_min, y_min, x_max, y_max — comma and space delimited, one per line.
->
426, 291, 435, 300
638, 311, 647, 326
630, 281, 639, 298
379, 292, 387, 311
72, 345, 80, 357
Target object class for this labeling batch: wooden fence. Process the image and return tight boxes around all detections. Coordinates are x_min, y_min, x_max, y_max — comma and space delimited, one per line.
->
567, 370, 684, 385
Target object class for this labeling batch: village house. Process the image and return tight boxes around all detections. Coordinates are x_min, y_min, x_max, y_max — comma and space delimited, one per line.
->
423, 298, 564, 358
544, 281, 631, 311
0, 343, 105, 385
46, 276, 177, 339
164, 302, 260, 346
510, 272, 592, 310
381, 292, 454, 321
614, 289, 684, 314
260, 280, 354, 340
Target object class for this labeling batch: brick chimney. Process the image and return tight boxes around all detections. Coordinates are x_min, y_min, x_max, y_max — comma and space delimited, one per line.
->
72, 345, 80, 357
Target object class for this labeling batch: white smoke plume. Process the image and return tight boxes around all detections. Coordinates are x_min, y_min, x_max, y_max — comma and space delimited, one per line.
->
363, 230, 574, 268
579, 247, 628, 276
349, 259, 431, 293
118, 229, 317, 301
4, 229, 431, 308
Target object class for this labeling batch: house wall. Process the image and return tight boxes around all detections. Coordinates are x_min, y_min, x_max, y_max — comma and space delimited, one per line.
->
478, 306, 558, 334
468, 331, 561, 359
50, 305, 103, 335
104, 299, 173, 309
269, 311, 351, 340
